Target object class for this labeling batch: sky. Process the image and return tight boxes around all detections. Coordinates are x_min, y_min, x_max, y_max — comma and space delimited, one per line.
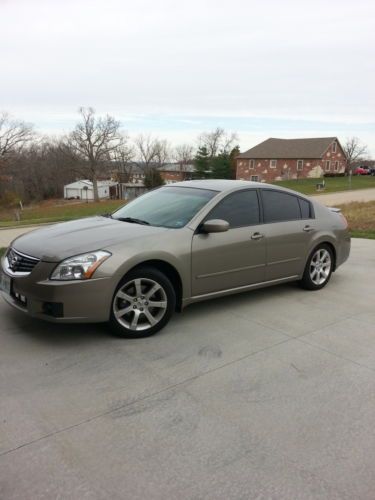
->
1, 0, 374, 154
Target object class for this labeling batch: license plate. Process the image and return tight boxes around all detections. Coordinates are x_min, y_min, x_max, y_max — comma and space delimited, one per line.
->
0, 271, 12, 295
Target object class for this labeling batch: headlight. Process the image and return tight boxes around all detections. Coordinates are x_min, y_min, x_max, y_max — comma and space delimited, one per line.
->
50, 251, 111, 280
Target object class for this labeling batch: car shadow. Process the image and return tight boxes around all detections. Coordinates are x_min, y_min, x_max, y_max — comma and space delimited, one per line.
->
4, 282, 300, 346
5, 308, 111, 347
179, 282, 299, 318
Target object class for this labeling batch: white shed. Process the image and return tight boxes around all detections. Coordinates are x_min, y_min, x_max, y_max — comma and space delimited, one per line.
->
64, 180, 116, 200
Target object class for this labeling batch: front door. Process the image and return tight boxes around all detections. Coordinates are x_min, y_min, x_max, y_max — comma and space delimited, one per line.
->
191, 189, 266, 296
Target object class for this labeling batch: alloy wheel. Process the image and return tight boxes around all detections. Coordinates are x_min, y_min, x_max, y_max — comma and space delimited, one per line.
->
113, 278, 168, 331
309, 248, 332, 286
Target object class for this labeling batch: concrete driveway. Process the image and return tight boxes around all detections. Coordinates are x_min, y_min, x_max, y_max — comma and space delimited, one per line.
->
1, 238, 375, 499
311, 187, 375, 206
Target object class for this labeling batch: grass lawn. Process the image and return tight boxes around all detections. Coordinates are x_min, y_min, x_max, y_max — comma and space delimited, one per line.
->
337, 201, 375, 239
274, 175, 375, 195
0, 202, 373, 261
0, 199, 126, 228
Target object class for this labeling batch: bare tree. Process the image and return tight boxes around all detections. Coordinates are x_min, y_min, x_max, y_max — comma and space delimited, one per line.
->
154, 139, 170, 167
133, 134, 160, 173
198, 127, 238, 158
134, 134, 170, 171
0, 112, 34, 163
67, 107, 123, 201
111, 136, 135, 183
174, 144, 194, 181
344, 137, 368, 171
3, 137, 78, 204
174, 143, 194, 170
133, 135, 170, 188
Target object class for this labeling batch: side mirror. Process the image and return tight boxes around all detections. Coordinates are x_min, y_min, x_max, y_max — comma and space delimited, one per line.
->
201, 219, 229, 233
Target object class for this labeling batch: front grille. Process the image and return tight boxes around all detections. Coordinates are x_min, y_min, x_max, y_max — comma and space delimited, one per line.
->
6, 248, 40, 275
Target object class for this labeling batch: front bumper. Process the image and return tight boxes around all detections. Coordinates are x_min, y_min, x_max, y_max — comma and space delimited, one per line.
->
1, 257, 114, 323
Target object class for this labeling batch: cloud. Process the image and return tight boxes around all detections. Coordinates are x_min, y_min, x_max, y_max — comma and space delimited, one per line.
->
1, 0, 374, 152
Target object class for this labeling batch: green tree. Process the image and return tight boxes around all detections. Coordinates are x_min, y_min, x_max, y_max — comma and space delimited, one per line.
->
229, 145, 240, 179
144, 168, 165, 189
211, 152, 232, 179
194, 146, 211, 178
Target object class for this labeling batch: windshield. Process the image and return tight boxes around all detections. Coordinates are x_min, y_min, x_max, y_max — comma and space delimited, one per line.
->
112, 186, 218, 228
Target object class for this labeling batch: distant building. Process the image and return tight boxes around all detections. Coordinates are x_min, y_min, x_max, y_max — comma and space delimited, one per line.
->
112, 163, 145, 184
158, 163, 195, 183
118, 183, 147, 200
236, 137, 347, 182
63, 180, 118, 200
111, 162, 195, 185
352, 159, 375, 169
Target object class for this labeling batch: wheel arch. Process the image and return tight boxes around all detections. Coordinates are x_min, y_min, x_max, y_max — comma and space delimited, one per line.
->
322, 241, 337, 271
307, 240, 337, 272
125, 259, 183, 312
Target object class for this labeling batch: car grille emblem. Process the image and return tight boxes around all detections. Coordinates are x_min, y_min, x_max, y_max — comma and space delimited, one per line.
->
6, 248, 40, 274
10, 254, 19, 270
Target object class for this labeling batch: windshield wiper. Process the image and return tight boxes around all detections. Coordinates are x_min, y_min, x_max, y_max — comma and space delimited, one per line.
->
115, 217, 150, 226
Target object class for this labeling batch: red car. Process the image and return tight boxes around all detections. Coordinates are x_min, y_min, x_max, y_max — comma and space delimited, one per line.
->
353, 166, 371, 175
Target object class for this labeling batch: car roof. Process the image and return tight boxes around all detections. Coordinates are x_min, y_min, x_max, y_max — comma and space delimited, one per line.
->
167, 179, 310, 198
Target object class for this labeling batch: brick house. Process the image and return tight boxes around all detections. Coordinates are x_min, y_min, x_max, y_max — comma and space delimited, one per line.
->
236, 137, 347, 182
112, 162, 195, 185
158, 163, 195, 184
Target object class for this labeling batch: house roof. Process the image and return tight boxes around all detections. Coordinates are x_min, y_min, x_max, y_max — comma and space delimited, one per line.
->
64, 180, 117, 189
237, 137, 340, 159
112, 162, 196, 173
158, 163, 195, 172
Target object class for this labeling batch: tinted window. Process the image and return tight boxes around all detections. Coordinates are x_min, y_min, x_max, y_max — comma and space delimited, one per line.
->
206, 190, 260, 228
299, 198, 312, 219
262, 190, 301, 223
112, 187, 217, 228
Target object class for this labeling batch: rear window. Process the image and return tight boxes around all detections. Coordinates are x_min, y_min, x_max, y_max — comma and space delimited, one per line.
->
262, 190, 301, 223
299, 198, 312, 219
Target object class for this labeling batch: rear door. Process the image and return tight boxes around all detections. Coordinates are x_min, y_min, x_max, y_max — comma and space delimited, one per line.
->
191, 189, 266, 296
260, 189, 315, 280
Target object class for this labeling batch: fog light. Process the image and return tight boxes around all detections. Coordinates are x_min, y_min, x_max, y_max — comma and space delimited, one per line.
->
42, 302, 64, 318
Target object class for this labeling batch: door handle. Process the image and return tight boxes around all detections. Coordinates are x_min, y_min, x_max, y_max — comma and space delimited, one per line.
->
251, 232, 264, 240
303, 225, 314, 232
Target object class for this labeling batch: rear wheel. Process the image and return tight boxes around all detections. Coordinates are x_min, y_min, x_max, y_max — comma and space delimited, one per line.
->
300, 244, 333, 290
110, 267, 176, 338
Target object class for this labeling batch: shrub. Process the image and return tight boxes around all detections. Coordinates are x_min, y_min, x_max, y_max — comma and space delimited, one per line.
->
0, 191, 21, 209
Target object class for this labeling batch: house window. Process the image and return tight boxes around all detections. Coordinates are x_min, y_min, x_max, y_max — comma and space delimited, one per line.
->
270, 159, 277, 168
251, 175, 259, 182
297, 160, 304, 171
249, 159, 255, 169
332, 142, 337, 153
334, 161, 339, 171
325, 160, 331, 171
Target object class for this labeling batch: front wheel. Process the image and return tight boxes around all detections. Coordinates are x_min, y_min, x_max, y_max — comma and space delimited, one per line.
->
300, 245, 334, 290
110, 267, 176, 338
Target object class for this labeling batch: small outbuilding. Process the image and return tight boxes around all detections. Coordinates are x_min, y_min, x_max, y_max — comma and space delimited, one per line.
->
63, 180, 117, 201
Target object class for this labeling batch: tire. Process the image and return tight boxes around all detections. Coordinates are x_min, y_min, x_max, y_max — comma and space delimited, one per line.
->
110, 267, 176, 338
299, 244, 334, 291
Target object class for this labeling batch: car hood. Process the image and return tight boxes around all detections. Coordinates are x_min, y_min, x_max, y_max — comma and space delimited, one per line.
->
11, 217, 169, 262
